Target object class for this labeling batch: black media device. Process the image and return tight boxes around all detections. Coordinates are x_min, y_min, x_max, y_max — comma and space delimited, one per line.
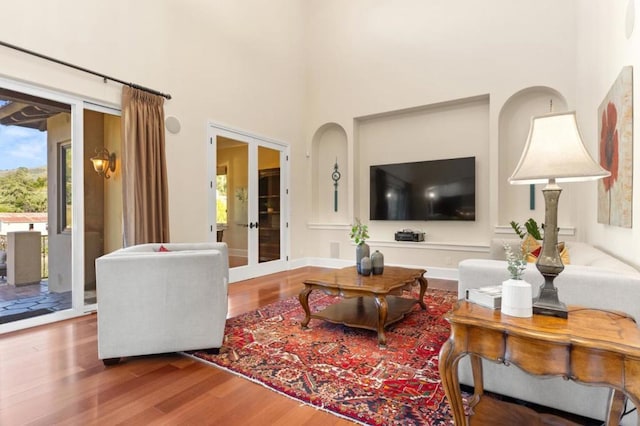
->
394, 230, 425, 242
370, 156, 475, 221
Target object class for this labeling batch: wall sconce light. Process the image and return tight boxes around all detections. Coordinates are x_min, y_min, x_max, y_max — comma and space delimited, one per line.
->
90, 148, 116, 179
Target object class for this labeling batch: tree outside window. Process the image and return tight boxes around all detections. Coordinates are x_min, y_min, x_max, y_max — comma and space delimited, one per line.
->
216, 168, 227, 224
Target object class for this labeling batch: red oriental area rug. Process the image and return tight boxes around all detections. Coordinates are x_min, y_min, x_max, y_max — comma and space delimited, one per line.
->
191, 288, 460, 425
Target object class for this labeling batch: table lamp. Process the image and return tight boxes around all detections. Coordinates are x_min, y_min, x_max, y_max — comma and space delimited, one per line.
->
508, 111, 610, 318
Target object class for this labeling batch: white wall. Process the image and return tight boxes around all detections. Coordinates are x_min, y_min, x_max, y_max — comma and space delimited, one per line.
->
302, 0, 579, 267
0, 222, 47, 235
46, 113, 72, 293
575, 0, 639, 269
5, 1, 633, 272
0, 0, 306, 250
357, 96, 490, 243
160, 1, 306, 244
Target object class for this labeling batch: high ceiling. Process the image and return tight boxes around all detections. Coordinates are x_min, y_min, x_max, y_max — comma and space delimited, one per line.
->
0, 87, 70, 131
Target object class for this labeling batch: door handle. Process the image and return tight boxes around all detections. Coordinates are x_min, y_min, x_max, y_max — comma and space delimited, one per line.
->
249, 222, 260, 229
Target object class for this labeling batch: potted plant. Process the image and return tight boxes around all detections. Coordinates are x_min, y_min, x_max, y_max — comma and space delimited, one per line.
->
501, 241, 532, 317
509, 218, 545, 263
350, 218, 370, 274
510, 218, 543, 241
504, 242, 527, 280
510, 218, 569, 265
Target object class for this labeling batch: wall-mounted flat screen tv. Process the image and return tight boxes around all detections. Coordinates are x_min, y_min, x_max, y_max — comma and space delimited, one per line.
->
370, 156, 475, 221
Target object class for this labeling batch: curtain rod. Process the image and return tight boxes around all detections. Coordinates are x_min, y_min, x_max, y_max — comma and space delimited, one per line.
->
0, 40, 172, 100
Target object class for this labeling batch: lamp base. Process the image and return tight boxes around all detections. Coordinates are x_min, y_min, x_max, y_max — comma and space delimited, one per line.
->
532, 185, 568, 319
533, 278, 568, 319
533, 300, 568, 318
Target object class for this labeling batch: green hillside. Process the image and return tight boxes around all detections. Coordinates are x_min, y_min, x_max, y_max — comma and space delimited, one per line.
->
0, 166, 48, 212
0, 166, 46, 178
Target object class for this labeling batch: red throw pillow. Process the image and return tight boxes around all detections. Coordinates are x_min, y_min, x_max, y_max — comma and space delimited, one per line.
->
524, 240, 570, 264
531, 246, 542, 258
158, 245, 170, 252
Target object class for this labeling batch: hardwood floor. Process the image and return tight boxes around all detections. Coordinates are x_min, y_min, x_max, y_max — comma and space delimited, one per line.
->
0, 267, 457, 425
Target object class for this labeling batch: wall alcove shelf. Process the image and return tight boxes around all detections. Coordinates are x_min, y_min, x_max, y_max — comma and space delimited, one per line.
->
498, 87, 568, 225
310, 123, 348, 224
258, 168, 280, 262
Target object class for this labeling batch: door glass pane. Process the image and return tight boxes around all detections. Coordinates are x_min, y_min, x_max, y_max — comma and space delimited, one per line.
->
84, 110, 122, 307
0, 87, 72, 324
216, 170, 228, 227
258, 146, 280, 263
217, 136, 248, 267
60, 143, 72, 231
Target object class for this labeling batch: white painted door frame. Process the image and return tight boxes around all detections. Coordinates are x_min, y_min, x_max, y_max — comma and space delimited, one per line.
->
207, 122, 289, 283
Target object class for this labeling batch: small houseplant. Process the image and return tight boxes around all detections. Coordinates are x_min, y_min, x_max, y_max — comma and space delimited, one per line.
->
349, 218, 369, 245
350, 218, 370, 274
503, 241, 527, 280
501, 241, 532, 317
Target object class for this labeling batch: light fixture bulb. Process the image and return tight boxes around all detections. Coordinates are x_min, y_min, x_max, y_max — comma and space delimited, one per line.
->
90, 148, 116, 179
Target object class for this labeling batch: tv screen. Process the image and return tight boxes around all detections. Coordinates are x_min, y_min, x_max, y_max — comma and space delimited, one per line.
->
370, 156, 475, 221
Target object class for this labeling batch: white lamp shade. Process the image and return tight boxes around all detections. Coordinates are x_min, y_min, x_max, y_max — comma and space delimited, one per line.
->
509, 111, 610, 185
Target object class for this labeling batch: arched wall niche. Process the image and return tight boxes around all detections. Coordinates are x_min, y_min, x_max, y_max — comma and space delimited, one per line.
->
310, 122, 349, 224
498, 86, 570, 227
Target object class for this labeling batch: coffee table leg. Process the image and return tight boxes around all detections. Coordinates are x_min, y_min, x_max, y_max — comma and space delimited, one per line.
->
417, 276, 428, 310
374, 295, 388, 347
299, 285, 312, 328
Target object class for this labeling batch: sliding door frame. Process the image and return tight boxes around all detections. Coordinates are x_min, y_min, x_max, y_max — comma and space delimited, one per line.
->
0, 76, 86, 333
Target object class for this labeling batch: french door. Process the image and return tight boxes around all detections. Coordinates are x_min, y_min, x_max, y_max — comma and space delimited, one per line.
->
207, 123, 288, 282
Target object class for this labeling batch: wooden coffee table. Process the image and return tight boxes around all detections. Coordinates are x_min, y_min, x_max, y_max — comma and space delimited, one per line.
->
299, 266, 428, 346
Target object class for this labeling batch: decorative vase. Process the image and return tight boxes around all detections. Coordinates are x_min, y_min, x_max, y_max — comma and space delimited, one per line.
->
360, 256, 372, 275
356, 242, 370, 274
501, 279, 533, 317
371, 250, 384, 275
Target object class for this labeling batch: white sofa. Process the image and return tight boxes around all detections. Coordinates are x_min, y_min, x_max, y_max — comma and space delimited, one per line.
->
96, 242, 229, 364
458, 238, 640, 423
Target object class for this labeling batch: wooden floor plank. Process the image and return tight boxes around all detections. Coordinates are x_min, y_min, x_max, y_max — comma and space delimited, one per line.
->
0, 267, 382, 425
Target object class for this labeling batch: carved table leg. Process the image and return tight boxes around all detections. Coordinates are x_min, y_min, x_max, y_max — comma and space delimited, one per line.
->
299, 285, 312, 328
416, 276, 428, 310
606, 389, 628, 426
438, 337, 466, 425
469, 354, 484, 408
374, 295, 389, 347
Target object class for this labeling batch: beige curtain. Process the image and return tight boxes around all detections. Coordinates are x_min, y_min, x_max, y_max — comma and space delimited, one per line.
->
121, 87, 170, 245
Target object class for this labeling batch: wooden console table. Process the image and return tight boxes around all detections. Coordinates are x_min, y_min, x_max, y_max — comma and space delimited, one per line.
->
439, 301, 640, 425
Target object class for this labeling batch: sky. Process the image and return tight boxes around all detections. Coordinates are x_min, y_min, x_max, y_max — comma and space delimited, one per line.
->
0, 123, 47, 170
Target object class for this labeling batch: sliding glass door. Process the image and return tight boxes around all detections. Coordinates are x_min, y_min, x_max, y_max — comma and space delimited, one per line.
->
82, 105, 122, 311
0, 77, 86, 332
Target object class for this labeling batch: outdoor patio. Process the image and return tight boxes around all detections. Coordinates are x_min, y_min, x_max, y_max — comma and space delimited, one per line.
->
0, 278, 71, 323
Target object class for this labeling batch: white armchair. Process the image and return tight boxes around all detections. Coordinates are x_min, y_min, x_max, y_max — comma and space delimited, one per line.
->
95, 242, 229, 365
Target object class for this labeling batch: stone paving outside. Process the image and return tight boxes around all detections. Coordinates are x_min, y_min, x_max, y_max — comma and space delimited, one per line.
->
0, 278, 72, 320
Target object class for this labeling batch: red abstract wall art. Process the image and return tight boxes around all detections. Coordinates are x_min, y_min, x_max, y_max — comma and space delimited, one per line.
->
598, 66, 633, 228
